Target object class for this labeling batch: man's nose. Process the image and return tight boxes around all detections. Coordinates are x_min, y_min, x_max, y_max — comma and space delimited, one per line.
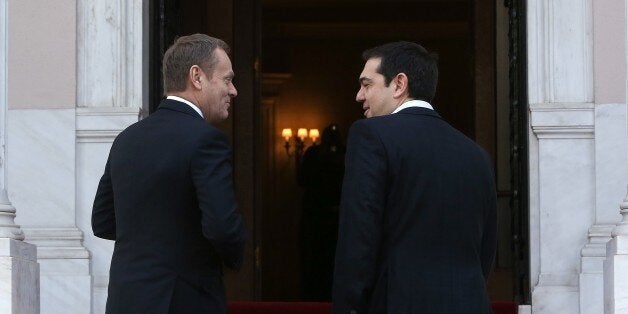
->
356, 88, 365, 102
230, 84, 238, 97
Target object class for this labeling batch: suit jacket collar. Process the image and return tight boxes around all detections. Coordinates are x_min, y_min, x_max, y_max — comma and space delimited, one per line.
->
158, 98, 204, 120
395, 106, 442, 119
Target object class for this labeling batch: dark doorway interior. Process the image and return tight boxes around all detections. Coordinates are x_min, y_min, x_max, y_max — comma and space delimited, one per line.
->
149, 0, 529, 304
260, 0, 520, 302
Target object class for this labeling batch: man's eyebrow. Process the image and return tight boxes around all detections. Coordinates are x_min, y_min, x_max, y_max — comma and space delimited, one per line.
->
359, 77, 372, 84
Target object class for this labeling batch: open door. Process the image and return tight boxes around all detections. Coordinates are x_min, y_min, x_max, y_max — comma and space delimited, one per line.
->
149, 0, 262, 300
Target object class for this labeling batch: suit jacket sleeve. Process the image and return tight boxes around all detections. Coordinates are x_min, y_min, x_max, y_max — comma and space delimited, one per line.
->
92, 156, 116, 240
333, 120, 386, 313
191, 129, 246, 270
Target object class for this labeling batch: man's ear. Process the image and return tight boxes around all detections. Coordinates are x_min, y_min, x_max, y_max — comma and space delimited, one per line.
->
392, 73, 409, 98
189, 65, 203, 90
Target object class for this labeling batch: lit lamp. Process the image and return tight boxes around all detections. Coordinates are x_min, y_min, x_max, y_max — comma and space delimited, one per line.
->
297, 128, 308, 141
282, 128, 293, 155
295, 128, 308, 157
309, 129, 320, 144
281, 127, 320, 160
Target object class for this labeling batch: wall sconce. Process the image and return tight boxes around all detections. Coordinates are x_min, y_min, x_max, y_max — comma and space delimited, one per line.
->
281, 127, 319, 161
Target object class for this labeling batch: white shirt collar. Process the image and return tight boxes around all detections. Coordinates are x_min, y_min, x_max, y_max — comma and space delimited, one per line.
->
166, 95, 204, 118
391, 99, 433, 114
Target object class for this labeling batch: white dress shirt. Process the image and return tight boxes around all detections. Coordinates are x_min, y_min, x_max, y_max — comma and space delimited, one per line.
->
391, 99, 433, 114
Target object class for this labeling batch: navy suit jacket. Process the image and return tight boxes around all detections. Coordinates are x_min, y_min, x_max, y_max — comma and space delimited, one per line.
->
92, 99, 246, 314
333, 107, 497, 314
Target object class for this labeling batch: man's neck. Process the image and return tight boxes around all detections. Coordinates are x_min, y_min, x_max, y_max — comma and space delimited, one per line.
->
391, 96, 413, 112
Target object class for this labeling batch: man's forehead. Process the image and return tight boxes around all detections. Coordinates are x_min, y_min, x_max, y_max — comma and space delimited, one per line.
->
360, 58, 382, 79
364, 57, 381, 70
364, 57, 381, 69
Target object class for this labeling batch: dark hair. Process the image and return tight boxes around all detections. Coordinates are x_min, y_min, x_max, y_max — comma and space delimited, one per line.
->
162, 33, 230, 94
362, 41, 438, 102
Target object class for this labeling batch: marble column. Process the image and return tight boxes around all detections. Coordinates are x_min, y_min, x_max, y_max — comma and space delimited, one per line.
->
0, 1, 39, 313
6, 0, 90, 313
579, 0, 628, 313
604, 188, 628, 313
528, 0, 595, 313
76, 1, 144, 312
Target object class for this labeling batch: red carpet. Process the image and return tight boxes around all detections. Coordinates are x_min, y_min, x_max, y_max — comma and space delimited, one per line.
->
228, 301, 518, 314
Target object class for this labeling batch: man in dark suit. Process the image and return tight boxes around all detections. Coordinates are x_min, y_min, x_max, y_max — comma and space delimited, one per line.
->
92, 34, 246, 314
333, 41, 497, 314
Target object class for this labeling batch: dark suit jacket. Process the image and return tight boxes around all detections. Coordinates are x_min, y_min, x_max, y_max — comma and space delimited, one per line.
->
92, 99, 246, 314
333, 107, 497, 314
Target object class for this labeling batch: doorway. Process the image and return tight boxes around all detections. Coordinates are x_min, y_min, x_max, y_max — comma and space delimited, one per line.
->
148, 0, 529, 303
258, 0, 523, 303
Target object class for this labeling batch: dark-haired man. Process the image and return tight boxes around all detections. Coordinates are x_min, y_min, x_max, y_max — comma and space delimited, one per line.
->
333, 41, 497, 313
92, 34, 246, 314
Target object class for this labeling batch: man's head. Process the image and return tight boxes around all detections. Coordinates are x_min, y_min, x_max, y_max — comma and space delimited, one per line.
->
162, 34, 237, 123
356, 41, 438, 118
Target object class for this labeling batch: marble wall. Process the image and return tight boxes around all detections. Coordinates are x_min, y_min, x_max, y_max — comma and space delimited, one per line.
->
76, 107, 140, 313
75, 0, 145, 312
4, 0, 143, 313
8, 109, 91, 314
529, 0, 628, 313
6, 0, 91, 313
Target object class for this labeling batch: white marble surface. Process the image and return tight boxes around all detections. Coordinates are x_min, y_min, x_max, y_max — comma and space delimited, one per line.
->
76, 107, 139, 313
7, 109, 91, 313
77, 142, 114, 273
537, 136, 595, 276
0, 238, 39, 314
531, 134, 595, 313
530, 103, 595, 290
604, 238, 628, 313
525, 1, 628, 312
527, 0, 593, 104
580, 272, 604, 314
604, 190, 628, 313
8, 109, 76, 227
77, 141, 113, 314
580, 225, 615, 314
77, 0, 145, 109
529, 126, 541, 289
532, 285, 579, 314
519, 305, 532, 314
40, 275, 90, 314
595, 104, 628, 224
530, 103, 595, 132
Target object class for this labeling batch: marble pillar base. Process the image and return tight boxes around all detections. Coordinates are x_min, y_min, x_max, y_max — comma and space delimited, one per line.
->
532, 284, 579, 314
518, 305, 531, 314
92, 275, 108, 313
23, 227, 90, 314
40, 273, 90, 314
580, 224, 615, 314
604, 236, 628, 313
0, 238, 39, 314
